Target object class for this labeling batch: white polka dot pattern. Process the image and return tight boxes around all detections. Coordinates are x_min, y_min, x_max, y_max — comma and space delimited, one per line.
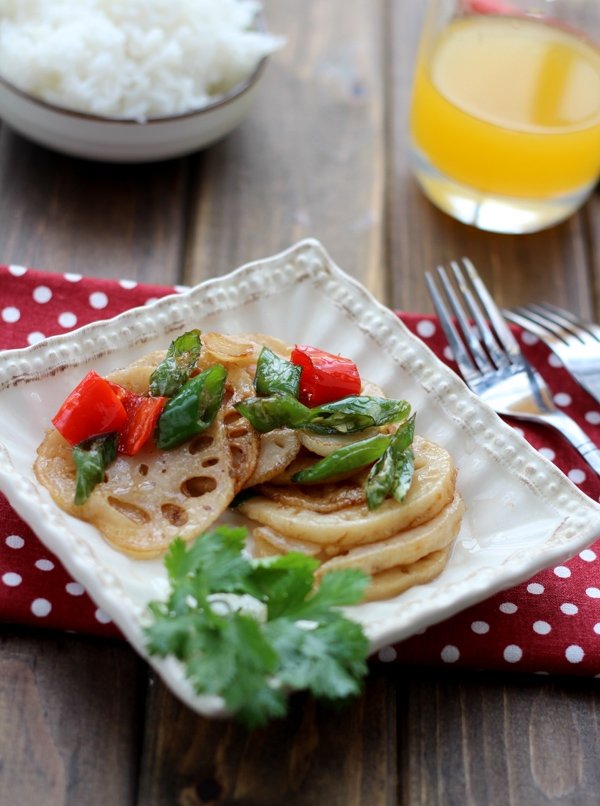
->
377, 646, 398, 663
0, 265, 191, 636
2, 572, 22, 587
58, 312, 78, 328
503, 645, 523, 663
471, 621, 490, 634
35, 559, 55, 571
2, 306, 20, 323
89, 291, 109, 310
533, 621, 551, 635
441, 645, 460, 663
33, 286, 52, 304
1, 273, 600, 670
553, 392, 572, 407
565, 645, 584, 663
31, 598, 52, 617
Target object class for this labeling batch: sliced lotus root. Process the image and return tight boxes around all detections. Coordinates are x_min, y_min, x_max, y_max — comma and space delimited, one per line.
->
237, 436, 456, 549
298, 428, 382, 458
252, 525, 328, 562
220, 366, 260, 491
107, 350, 165, 393
35, 393, 235, 560
243, 429, 301, 488
314, 493, 463, 578
362, 546, 452, 602
198, 332, 291, 369
257, 477, 366, 513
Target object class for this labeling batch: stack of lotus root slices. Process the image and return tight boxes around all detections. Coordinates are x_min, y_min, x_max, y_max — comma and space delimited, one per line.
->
239, 429, 463, 602
35, 331, 463, 601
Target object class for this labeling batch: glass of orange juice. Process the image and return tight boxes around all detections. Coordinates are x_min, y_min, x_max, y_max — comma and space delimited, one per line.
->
409, 0, 600, 233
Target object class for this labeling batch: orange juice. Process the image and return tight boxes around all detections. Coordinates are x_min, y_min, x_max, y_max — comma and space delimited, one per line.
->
410, 15, 600, 200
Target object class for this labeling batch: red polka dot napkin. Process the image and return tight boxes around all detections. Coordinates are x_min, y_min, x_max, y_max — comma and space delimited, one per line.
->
1, 265, 599, 676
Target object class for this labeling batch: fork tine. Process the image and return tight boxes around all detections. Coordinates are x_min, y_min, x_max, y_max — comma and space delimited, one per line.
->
434, 265, 495, 374
460, 258, 522, 360
450, 259, 511, 369
508, 305, 575, 346
502, 307, 560, 346
528, 303, 600, 345
424, 269, 480, 383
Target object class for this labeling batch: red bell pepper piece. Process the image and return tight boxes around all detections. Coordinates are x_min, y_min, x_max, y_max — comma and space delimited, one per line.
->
110, 385, 168, 456
52, 370, 129, 446
291, 345, 361, 407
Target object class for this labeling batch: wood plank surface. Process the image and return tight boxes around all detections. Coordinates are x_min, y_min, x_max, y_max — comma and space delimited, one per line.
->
0, 1, 599, 804
138, 666, 398, 806
399, 670, 600, 806
0, 128, 188, 284
184, 0, 387, 298
0, 628, 143, 806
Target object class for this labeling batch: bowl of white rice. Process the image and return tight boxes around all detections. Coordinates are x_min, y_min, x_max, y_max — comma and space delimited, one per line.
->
0, 0, 283, 162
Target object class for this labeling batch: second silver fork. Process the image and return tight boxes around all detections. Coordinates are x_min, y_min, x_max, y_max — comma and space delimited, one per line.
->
425, 258, 600, 476
504, 303, 600, 406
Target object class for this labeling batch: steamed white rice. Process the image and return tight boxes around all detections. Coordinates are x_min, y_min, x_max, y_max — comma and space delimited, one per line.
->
0, 0, 282, 120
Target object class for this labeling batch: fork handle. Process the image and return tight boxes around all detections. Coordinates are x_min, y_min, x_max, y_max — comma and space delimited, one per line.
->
544, 412, 600, 476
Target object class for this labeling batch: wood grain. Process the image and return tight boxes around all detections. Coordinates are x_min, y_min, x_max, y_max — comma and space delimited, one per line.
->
183, 0, 387, 300
0, 126, 187, 283
137, 666, 397, 806
398, 670, 600, 806
0, 629, 143, 806
1, 2, 599, 804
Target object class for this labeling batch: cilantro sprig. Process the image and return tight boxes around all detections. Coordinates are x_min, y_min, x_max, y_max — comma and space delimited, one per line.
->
144, 526, 370, 728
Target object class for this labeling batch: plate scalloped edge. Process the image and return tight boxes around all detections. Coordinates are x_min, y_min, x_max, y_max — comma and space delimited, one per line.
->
1, 237, 600, 717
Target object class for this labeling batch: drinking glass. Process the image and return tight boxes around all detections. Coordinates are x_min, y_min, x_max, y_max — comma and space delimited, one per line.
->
409, 0, 600, 233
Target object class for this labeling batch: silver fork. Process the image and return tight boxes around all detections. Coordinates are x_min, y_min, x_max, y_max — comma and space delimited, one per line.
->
503, 303, 600, 406
425, 258, 600, 476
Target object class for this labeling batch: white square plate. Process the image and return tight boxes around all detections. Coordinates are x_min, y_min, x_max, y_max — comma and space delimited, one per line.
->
2, 239, 600, 717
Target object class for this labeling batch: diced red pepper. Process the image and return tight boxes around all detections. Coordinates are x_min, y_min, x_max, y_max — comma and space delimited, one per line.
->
52, 370, 129, 446
111, 386, 168, 455
291, 345, 361, 407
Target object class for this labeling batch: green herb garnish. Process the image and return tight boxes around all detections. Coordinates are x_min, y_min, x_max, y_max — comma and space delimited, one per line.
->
144, 526, 370, 728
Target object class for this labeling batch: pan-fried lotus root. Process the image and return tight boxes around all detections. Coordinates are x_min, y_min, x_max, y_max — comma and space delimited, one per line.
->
243, 429, 301, 488
34, 406, 235, 558
314, 493, 463, 577
198, 332, 291, 369
34, 350, 255, 559
221, 366, 260, 492
257, 477, 366, 512
35, 330, 463, 602
240, 434, 462, 601
237, 436, 457, 549
253, 493, 463, 576
364, 547, 452, 602
249, 495, 463, 600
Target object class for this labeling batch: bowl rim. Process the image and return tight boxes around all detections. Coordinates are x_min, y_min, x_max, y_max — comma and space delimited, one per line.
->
0, 52, 268, 126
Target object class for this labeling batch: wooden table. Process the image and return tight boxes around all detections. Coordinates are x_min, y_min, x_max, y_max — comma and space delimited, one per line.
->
1, 3, 599, 804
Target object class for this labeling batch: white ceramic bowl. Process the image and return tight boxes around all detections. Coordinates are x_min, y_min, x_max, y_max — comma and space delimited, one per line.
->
0, 56, 267, 163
